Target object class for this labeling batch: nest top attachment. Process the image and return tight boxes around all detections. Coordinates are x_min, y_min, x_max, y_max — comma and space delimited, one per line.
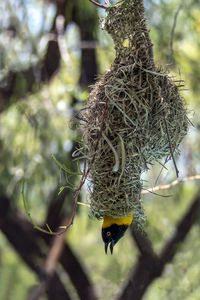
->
104, 0, 155, 68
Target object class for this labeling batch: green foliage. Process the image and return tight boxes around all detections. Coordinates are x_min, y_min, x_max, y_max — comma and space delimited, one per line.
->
146, 225, 200, 300
1, 0, 200, 299
52, 154, 82, 176
21, 180, 55, 235
0, 235, 37, 300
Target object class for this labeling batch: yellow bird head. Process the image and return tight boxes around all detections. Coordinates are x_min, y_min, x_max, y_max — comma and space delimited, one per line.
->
102, 214, 133, 254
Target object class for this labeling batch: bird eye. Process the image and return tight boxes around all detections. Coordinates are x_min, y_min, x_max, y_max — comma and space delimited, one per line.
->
106, 231, 111, 237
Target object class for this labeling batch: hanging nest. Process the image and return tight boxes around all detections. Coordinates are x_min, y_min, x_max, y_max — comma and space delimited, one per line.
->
81, 0, 189, 227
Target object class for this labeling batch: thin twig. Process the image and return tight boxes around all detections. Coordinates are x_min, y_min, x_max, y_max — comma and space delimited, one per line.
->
88, 0, 107, 9
105, 0, 110, 5
168, 3, 183, 64
57, 100, 109, 235
154, 157, 168, 187
142, 174, 200, 195
142, 188, 172, 198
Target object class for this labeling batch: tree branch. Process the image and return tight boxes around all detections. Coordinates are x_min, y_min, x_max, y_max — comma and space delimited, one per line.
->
88, 0, 107, 9
0, 191, 97, 300
117, 193, 200, 300
26, 231, 67, 300
35, 185, 98, 300
168, 3, 183, 64
142, 174, 200, 195
0, 195, 70, 300
131, 227, 157, 259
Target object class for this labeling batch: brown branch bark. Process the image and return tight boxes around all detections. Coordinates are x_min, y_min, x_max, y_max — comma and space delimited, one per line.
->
88, 0, 107, 9
41, 188, 98, 300
142, 175, 200, 194
0, 193, 71, 300
60, 244, 98, 300
27, 272, 71, 300
0, 194, 44, 273
26, 232, 67, 300
0, 192, 97, 300
0, 190, 97, 300
117, 193, 200, 300
72, 2, 98, 87
40, 230, 98, 300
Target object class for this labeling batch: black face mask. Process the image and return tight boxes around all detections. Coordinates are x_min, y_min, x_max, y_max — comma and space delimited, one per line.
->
102, 224, 128, 254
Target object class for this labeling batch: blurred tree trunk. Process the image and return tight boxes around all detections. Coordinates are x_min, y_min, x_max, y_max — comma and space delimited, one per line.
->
0, 0, 98, 112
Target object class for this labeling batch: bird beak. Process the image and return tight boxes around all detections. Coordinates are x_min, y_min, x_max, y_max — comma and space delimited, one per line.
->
110, 240, 115, 254
105, 243, 109, 254
105, 240, 115, 254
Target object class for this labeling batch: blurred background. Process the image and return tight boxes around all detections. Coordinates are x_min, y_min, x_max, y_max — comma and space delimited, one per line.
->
0, 0, 200, 299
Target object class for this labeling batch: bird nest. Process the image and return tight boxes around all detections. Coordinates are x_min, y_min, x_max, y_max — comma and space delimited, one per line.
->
80, 0, 189, 227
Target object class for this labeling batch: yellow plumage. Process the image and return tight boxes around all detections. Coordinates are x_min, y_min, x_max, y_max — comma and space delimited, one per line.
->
102, 214, 133, 229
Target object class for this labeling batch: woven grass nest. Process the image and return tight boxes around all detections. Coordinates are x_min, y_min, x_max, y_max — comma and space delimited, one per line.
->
81, 0, 189, 227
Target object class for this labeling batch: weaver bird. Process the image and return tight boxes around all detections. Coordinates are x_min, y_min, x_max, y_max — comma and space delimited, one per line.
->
102, 214, 133, 254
